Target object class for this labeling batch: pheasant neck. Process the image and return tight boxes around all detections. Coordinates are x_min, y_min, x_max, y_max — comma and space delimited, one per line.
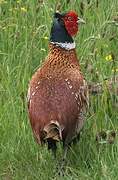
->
50, 18, 75, 50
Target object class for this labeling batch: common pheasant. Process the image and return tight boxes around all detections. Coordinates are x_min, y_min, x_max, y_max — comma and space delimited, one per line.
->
27, 11, 89, 158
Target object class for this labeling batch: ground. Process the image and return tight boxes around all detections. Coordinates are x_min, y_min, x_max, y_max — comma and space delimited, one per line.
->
0, 0, 118, 179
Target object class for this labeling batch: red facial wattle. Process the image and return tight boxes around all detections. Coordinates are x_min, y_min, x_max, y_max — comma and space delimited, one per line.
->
63, 11, 78, 36
64, 20, 78, 36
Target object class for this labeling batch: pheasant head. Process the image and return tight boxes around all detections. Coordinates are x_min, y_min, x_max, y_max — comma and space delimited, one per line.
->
50, 11, 85, 50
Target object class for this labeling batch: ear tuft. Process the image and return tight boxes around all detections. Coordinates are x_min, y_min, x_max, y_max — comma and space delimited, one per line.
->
54, 12, 63, 19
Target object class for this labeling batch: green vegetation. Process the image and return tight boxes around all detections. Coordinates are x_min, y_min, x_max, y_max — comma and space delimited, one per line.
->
0, 0, 118, 179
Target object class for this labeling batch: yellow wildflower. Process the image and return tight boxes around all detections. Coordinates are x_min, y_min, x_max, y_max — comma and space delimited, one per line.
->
112, 68, 118, 72
21, 7, 27, 12
43, 36, 48, 40
105, 54, 112, 61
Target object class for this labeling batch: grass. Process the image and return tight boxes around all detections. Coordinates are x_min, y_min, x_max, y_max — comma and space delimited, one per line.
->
0, 0, 118, 179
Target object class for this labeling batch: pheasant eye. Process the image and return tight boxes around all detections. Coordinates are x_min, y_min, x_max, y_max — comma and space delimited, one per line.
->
64, 16, 73, 21
67, 16, 73, 21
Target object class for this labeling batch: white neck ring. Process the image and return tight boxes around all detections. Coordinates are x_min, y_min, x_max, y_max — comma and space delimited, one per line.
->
50, 41, 76, 50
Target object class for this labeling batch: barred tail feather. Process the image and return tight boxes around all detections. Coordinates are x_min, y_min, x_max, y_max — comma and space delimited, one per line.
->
43, 121, 63, 142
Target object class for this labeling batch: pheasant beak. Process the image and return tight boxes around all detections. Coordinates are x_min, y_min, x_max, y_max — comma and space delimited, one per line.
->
78, 17, 86, 24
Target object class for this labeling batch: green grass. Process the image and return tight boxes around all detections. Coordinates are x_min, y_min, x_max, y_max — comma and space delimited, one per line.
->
0, 0, 118, 179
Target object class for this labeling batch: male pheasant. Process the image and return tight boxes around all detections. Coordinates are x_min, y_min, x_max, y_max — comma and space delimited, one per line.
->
27, 11, 88, 158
